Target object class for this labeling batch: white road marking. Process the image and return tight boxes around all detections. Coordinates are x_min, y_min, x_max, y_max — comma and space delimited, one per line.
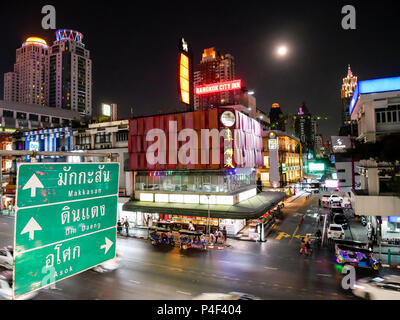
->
264, 267, 278, 270
176, 290, 192, 296
129, 280, 141, 285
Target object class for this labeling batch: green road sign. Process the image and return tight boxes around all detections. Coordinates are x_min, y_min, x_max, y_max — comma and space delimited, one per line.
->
13, 163, 119, 299
13, 227, 116, 298
16, 163, 119, 208
15, 195, 118, 253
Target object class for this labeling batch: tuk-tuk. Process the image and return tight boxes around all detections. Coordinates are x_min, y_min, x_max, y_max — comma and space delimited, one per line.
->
149, 227, 175, 247
335, 242, 380, 271
178, 230, 207, 251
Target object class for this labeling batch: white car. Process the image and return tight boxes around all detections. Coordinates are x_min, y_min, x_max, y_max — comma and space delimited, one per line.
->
328, 195, 343, 204
0, 247, 13, 270
353, 276, 400, 300
0, 271, 38, 300
327, 224, 345, 240
193, 292, 261, 300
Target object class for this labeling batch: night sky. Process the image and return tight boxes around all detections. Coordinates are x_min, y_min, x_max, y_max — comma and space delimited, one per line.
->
1, 1, 399, 138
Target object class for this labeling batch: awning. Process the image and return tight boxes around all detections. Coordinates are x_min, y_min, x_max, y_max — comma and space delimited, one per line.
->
122, 192, 286, 220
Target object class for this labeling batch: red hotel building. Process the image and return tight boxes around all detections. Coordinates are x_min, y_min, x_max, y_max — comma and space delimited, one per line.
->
122, 106, 285, 238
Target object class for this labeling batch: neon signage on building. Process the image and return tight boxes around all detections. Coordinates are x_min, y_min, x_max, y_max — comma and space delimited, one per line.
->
195, 80, 242, 95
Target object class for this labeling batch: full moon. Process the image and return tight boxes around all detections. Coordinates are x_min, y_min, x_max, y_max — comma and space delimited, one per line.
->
277, 46, 288, 57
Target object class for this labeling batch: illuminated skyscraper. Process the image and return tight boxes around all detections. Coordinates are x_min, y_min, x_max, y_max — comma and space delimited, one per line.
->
194, 48, 236, 110
339, 65, 358, 136
48, 29, 92, 116
3, 37, 49, 106
341, 64, 358, 125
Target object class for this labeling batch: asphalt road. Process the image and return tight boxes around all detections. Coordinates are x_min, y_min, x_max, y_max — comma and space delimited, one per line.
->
0, 192, 397, 300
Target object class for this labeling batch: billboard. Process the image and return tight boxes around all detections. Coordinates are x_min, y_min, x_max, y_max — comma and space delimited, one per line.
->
128, 108, 263, 170
195, 80, 242, 95
331, 136, 351, 153
177, 38, 193, 106
309, 162, 325, 172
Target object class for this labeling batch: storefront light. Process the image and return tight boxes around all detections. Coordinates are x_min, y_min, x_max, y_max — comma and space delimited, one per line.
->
200, 195, 217, 205
239, 188, 257, 202
140, 193, 154, 202
216, 195, 234, 205
184, 195, 200, 204
155, 194, 169, 203
169, 194, 184, 203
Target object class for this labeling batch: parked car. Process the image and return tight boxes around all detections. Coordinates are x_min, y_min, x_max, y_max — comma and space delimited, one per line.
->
327, 224, 345, 240
193, 292, 261, 300
0, 247, 13, 270
352, 276, 400, 300
333, 213, 348, 230
0, 271, 38, 300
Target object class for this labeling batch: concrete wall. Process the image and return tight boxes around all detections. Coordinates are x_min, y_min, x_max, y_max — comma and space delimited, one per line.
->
352, 192, 400, 217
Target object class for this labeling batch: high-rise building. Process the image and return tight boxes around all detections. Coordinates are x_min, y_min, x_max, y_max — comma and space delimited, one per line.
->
340, 65, 358, 136
3, 37, 49, 106
293, 103, 318, 154
269, 103, 285, 131
194, 48, 236, 110
48, 29, 92, 116
3, 72, 19, 102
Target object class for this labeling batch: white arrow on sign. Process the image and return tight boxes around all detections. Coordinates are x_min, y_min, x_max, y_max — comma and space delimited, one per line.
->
20, 217, 42, 240
100, 237, 114, 254
22, 174, 44, 197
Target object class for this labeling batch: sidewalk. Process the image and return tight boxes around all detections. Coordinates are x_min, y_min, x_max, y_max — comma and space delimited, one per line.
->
285, 190, 307, 204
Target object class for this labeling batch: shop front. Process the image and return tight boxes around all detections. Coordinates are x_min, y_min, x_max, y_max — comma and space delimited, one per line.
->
381, 216, 400, 245
122, 191, 286, 238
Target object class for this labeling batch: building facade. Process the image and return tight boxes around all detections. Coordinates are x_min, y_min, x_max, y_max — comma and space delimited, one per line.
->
3, 37, 49, 106
0, 100, 81, 131
350, 76, 400, 244
122, 107, 285, 238
340, 65, 358, 136
48, 29, 92, 116
269, 103, 285, 131
194, 48, 236, 110
73, 120, 130, 196
292, 103, 318, 154
257, 130, 303, 191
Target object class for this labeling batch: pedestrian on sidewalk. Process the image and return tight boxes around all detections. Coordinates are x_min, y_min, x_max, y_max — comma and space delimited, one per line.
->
117, 220, 123, 235
217, 229, 223, 244
222, 226, 227, 243
209, 232, 216, 245
124, 218, 130, 237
